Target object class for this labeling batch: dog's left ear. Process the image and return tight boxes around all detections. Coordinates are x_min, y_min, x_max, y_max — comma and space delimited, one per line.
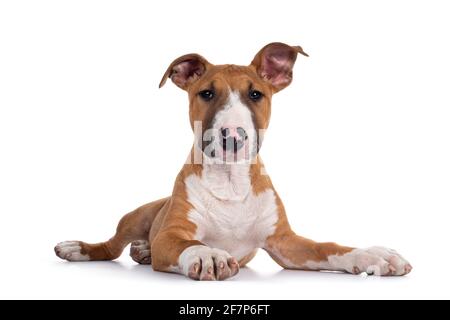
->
251, 42, 308, 93
159, 54, 211, 90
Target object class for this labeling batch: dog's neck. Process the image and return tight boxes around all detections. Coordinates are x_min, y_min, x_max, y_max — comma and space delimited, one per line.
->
187, 147, 263, 201
201, 161, 251, 202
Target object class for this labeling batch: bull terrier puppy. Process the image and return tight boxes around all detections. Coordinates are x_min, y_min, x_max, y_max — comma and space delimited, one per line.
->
55, 43, 412, 280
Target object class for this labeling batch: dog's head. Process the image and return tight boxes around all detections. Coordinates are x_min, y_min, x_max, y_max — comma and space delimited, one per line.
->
159, 42, 308, 164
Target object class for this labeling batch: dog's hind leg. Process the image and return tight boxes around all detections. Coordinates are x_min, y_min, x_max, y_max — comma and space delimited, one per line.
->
55, 197, 170, 262
129, 240, 151, 265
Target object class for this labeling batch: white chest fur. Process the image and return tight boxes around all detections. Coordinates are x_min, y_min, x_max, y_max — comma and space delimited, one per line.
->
184, 164, 279, 260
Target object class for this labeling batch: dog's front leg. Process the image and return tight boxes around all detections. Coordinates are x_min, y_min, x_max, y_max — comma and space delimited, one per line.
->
264, 223, 412, 276
151, 229, 239, 281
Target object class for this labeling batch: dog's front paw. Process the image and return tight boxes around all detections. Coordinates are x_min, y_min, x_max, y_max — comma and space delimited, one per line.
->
331, 246, 412, 276
178, 245, 239, 281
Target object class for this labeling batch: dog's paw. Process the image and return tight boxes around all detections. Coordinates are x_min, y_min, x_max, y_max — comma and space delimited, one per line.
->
54, 241, 90, 261
130, 240, 151, 265
331, 246, 412, 276
178, 245, 239, 281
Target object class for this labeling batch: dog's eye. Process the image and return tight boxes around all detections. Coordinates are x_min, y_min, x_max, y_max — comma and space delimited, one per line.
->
249, 90, 263, 101
199, 90, 214, 101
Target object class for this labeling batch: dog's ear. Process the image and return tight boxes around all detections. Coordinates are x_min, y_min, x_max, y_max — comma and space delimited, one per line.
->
159, 54, 211, 90
251, 42, 308, 93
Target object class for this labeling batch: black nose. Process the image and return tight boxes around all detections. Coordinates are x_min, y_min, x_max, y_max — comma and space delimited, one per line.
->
220, 127, 247, 152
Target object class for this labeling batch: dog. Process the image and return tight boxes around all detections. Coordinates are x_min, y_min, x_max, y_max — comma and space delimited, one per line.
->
55, 42, 412, 280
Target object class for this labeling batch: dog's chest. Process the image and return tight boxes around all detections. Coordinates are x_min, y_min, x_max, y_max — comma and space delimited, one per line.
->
184, 171, 279, 260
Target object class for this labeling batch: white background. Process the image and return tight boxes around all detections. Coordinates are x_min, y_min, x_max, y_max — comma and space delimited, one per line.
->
1, 0, 449, 299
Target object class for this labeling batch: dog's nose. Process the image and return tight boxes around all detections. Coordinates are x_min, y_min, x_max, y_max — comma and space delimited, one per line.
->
220, 126, 248, 152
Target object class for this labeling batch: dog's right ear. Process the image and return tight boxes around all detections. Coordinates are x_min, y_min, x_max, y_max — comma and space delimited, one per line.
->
159, 54, 211, 90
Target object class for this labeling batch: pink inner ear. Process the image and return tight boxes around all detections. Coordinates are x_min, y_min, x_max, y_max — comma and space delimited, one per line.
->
261, 51, 295, 87
172, 60, 204, 87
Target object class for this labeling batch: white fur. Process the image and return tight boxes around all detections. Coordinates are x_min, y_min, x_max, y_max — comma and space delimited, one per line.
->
215, 91, 254, 128
184, 165, 279, 261
302, 246, 410, 276
201, 163, 251, 201
55, 241, 90, 261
